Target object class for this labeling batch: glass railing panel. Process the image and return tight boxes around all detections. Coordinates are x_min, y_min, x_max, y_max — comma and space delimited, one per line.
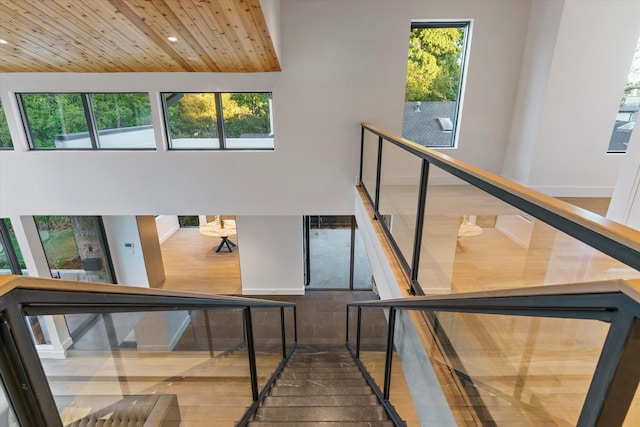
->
388, 310, 422, 426
417, 166, 640, 294
623, 385, 640, 426
378, 142, 422, 269
283, 306, 296, 352
361, 130, 379, 203
251, 307, 284, 391
428, 311, 609, 426
356, 307, 389, 388
34, 308, 252, 427
0, 376, 19, 426
353, 221, 374, 290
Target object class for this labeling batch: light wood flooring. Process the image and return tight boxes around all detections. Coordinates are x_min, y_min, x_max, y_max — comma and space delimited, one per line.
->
39, 193, 639, 426
158, 227, 242, 295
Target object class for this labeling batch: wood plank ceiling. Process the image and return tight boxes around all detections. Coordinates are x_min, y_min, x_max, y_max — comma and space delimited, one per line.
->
0, 0, 280, 72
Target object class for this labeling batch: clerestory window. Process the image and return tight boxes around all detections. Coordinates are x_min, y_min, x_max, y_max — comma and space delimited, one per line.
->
162, 92, 274, 150
18, 93, 154, 150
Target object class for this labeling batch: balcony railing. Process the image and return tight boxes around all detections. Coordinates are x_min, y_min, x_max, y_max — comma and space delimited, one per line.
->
0, 275, 296, 427
346, 280, 640, 426
359, 122, 640, 295
353, 123, 640, 426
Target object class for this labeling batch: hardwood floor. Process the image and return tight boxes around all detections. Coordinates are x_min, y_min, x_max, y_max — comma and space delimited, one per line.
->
158, 227, 242, 295
37, 192, 638, 426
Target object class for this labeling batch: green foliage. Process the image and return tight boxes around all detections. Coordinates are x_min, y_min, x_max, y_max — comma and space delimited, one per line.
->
0, 219, 25, 270
223, 93, 271, 137
405, 27, 465, 102
33, 216, 80, 269
92, 93, 152, 130
0, 101, 13, 148
166, 92, 272, 140
42, 230, 80, 269
166, 93, 218, 139
21, 93, 152, 148
21, 94, 87, 148
179, 216, 200, 227
34, 215, 72, 232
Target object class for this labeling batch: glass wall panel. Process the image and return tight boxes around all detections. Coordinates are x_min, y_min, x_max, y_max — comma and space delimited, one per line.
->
221, 92, 274, 149
378, 142, 422, 270
91, 93, 155, 149
0, 242, 10, 276
0, 218, 26, 275
306, 216, 352, 289
164, 92, 220, 149
35, 309, 252, 427
0, 100, 13, 149
34, 216, 113, 285
20, 93, 90, 149
417, 167, 640, 294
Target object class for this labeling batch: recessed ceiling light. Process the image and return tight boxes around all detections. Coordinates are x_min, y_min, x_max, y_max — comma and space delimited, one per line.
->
187, 55, 198, 61
167, 36, 178, 42
0, 39, 8, 45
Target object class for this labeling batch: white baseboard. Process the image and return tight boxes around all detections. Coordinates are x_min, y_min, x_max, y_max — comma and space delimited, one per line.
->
242, 288, 305, 295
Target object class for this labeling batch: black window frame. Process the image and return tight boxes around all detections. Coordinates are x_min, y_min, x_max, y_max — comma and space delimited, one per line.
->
16, 92, 156, 151
161, 91, 274, 151
404, 20, 472, 148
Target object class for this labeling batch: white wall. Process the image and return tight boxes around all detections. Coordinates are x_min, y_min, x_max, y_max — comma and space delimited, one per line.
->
102, 216, 150, 287
237, 215, 304, 295
504, 0, 640, 197
0, 0, 531, 218
154, 215, 179, 243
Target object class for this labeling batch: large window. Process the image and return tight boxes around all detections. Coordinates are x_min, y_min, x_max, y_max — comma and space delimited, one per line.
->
0, 218, 26, 275
18, 93, 154, 150
608, 37, 640, 153
402, 21, 471, 148
34, 215, 115, 283
0, 100, 14, 149
163, 92, 274, 150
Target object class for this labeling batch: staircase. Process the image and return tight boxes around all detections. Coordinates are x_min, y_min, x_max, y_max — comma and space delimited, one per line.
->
248, 345, 395, 426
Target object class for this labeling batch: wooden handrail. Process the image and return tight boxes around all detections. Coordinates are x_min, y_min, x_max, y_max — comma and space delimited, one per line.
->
361, 122, 640, 269
349, 279, 640, 308
0, 275, 294, 308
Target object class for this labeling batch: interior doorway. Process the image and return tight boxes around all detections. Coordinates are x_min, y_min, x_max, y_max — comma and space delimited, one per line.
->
157, 215, 242, 295
303, 215, 373, 290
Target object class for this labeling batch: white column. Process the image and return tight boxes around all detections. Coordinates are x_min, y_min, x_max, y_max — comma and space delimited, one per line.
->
236, 215, 304, 295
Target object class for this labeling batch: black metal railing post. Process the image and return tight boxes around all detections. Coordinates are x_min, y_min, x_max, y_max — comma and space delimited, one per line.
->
280, 306, 286, 359
579, 311, 640, 427
244, 307, 259, 402
293, 306, 298, 343
359, 125, 365, 185
1, 300, 62, 426
374, 136, 383, 212
409, 159, 430, 296
356, 306, 363, 358
383, 307, 396, 401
